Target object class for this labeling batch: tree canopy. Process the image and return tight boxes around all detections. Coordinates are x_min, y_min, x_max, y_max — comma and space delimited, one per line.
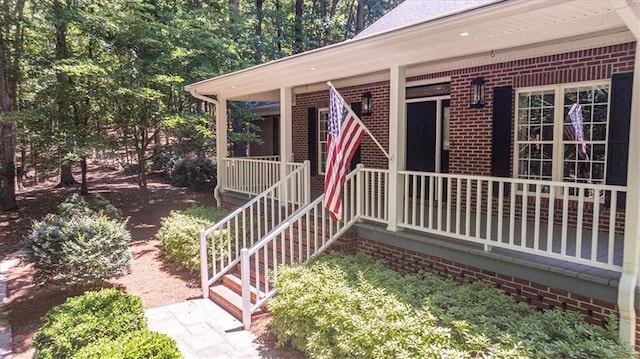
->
0, 0, 402, 208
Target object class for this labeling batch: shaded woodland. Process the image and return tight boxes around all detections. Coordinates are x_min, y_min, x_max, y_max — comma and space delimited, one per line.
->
0, 0, 402, 210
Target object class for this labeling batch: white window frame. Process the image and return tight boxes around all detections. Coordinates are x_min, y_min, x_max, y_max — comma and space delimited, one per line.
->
318, 107, 329, 175
513, 80, 611, 189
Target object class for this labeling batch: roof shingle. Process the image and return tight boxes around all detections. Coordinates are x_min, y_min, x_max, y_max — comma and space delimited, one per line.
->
355, 0, 501, 39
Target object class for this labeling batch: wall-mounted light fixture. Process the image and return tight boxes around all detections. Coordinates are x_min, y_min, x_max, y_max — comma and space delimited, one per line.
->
470, 77, 486, 109
361, 92, 372, 116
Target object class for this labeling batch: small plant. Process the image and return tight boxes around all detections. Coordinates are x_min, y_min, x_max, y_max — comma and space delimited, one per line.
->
24, 194, 132, 288
73, 329, 183, 359
32, 289, 146, 359
156, 205, 228, 272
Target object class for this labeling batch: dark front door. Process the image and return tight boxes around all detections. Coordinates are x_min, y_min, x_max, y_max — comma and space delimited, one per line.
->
406, 99, 450, 199
406, 101, 437, 172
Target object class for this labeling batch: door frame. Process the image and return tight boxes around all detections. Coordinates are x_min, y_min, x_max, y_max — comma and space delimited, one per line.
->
405, 95, 451, 173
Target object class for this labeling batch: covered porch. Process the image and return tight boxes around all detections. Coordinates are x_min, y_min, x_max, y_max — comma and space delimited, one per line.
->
186, 0, 640, 347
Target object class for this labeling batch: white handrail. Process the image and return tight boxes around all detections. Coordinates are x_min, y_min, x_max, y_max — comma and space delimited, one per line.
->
199, 160, 310, 298
239, 167, 361, 328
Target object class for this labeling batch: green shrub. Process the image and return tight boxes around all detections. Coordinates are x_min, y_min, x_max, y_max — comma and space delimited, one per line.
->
24, 213, 132, 287
32, 289, 146, 359
73, 329, 183, 359
156, 205, 228, 272
57, 193, 122, 220
168, 156, 215, 190
269, 252, 635, 359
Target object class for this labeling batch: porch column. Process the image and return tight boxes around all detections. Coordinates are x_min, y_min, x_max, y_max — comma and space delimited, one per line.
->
280, 87, 294, 204
387, 65, 406, 231
613, 0, 640, 346
215, 97, 228, 206
618, 41, 640, 346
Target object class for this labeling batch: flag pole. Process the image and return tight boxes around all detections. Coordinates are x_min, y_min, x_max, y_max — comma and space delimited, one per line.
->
326, 81, 391, 160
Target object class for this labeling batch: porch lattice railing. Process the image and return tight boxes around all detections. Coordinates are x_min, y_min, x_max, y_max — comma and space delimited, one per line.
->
199, 160, 310, 297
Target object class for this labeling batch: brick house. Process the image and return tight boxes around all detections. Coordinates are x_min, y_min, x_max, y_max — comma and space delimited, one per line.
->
186, 0, 640, 348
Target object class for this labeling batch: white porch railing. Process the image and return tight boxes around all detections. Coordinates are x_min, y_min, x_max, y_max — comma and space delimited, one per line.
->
202, 164, 627, 329
199, 160, 310, 298
239, 168, 360, 328
221, 156, 306, 196
394, 171, 626, 272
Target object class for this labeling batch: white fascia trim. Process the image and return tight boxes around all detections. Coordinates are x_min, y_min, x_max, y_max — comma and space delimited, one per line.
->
611, 0, 640, 39
183, 0, 534, 94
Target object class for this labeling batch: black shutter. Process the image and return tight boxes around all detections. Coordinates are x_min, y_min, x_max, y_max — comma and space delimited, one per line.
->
606, 73, 633, 208
492, 86, 513, 194
308, 107, 318, 176
350, 102, 363, 170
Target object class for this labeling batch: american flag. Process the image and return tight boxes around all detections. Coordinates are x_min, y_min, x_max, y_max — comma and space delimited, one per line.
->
324, 86, 366, 221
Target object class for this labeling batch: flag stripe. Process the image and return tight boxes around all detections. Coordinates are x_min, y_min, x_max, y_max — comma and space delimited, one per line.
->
324, 87, 366, 221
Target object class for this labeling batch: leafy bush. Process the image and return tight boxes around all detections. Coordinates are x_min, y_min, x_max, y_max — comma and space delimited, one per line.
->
156, 205, 228, 272
168, 156, 215, 190
73, 329, 183, 359
32, 289, 146, 359
24, 193, 130, 287
57, 193, 122, 219
269, 253, 635, 359
24, 212, 131, 287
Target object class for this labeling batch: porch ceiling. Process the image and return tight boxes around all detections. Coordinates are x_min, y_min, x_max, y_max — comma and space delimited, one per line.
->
185, 0, 632, 102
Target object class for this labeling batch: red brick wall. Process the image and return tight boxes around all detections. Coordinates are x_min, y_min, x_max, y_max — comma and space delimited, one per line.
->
356, 237, 623, 333
409, 42, 635, 176
251, 116, 278, 156
293, 42, 635, 181
293, 42, 635, 230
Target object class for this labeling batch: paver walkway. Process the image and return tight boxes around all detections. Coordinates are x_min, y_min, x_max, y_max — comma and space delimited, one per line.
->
146, 299, 264, 359
0, 251, 269, 359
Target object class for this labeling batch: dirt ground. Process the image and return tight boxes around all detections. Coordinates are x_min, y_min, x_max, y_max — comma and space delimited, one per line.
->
0, 165, 305, 358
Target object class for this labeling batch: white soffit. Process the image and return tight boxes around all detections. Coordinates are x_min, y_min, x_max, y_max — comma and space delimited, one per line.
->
186, 0, 632, 101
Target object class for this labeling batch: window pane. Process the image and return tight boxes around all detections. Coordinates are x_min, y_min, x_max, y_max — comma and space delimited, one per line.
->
515, 90, 555, 181
562, 83, 609, 184
593, 85, 608, 103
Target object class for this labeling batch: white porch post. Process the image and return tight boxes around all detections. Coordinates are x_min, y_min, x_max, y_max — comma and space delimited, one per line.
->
613, 0, 640, 346
215, 97, 228, 206
618, 44, 640, 348
387, 65, 406, 231
280, 87, 294, 205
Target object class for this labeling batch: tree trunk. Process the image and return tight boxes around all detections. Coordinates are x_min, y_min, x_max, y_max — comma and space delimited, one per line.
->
228, 0, 240, 40
80, 156, 88, 195
136, 150, 149, 203
57, 163, 77, 187
53, 0, 77, 187
0, 122, 17, 211
275, 0, 282, 54
355, 0, 366, 35
254, 0, 263, 63
294, 0, 304, 53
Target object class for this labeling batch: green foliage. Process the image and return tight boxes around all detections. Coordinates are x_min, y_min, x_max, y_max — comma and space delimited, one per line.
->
57, 193, 122, 219
167, 156, 216, 190
73, 329, 183, 359
269, 253, 635, 359
24, 194, 130, 287
156, 205, 228, 272
32, 289, 146, 359
24, 213, 132, 287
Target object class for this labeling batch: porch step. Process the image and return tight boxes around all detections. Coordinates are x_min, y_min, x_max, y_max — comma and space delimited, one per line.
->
209, 273, 265, 321
222, 273, 265, 303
